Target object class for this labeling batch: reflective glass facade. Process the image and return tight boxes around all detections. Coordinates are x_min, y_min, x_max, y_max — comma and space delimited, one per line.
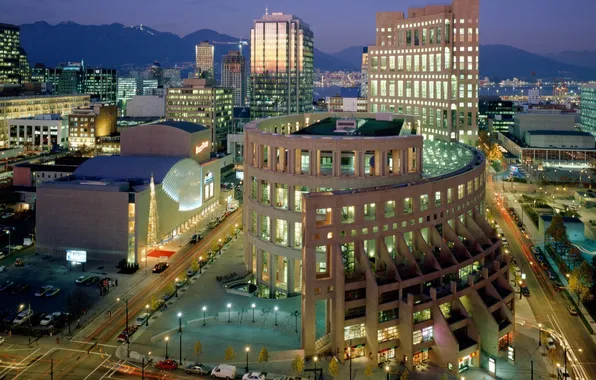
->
581, 85, 596, 136
0, 24, 21, 84
250, 13, 314, 119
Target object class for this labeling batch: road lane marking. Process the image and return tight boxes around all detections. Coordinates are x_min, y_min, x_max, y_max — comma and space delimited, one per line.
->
83, 355, 112, 380
9, 347, 47, 379
70, 340, 118, 348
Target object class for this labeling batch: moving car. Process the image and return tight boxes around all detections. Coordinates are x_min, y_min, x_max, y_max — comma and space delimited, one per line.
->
75, 276, 90, 285
186, 363, 212, 375
568, 306, 578, 316
155, 359, 178, 370
134, 313, 150, 326
152, 262, 169, 273
211, 364, 236, 379
116, 325, 139, 342
13, 309, 33, 325
40, 314, 54, 326
545, 336, 556, 351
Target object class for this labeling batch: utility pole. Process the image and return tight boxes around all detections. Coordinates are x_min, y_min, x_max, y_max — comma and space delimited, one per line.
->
531, 360, 533, 380
50, 358, 54, 380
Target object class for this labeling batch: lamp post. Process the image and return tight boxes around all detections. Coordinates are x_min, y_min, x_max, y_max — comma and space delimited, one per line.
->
385, 366, 390, 380
5, 230, 10, 257
313, 355, 318, 377
165, 336, 169, 359
245, 346, 250, 373
538, 323, 542, 346
251, 303, 256, 323
117, 297, 130, 356
563, 345, 582, 371
178, 312, 183, 365
519, 261, 533, 299
175, 278, 179, 297
199, 256, 203, 274
274, 306, 278, 326
202, 306, 207, 326
227, 303, 232, 323
218, 239, 222, 255
145, 304, 149, 326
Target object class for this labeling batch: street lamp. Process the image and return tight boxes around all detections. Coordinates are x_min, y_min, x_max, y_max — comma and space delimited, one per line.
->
202, 306, 207, 326
116, 297, 129, 335
274, 306, 278, 326
218, 239, 223, 255
178, 312, 183, 364
313, 355, 318, 373
538, 323, 542, 346
245, 346, 250, 373
165, 336, 169, 359
563, 345, 582, 371
385, 366, 390, 380
199, 256, 203, 274
5, 230, 10, 257
145, 304, 149, 326
251, 303, 256, 323
227, 303, 232, 323
175, 278, 179, 297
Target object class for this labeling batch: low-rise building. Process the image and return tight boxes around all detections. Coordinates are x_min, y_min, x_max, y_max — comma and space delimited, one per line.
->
327, 95, 367, 112
68, 104, 118, 150
512, 112, 576, 138
125, 95, 165, 118
8, 114, 68, 150
581, 84, 596, 136
13, 157, 88, 187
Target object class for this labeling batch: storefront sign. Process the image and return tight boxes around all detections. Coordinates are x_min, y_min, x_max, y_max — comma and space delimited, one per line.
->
508, 346, 515, 362
66, 250, 87, 263
195, 141, 209, 154
488, 357, 496, 374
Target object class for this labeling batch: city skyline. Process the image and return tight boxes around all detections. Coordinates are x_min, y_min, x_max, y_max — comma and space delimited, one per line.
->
2, 0, 596, 54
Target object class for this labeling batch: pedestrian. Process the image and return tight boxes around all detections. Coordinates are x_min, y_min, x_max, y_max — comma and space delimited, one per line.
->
77, 319, 80, 328
115, 279, 118, 286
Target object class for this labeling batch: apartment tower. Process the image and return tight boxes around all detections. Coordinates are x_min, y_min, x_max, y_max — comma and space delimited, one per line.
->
250, 12, 314, 119
195, 41, 215, 79
361, 47, 369, 99
0, 24, 22, 84
367, 0, 479, 145
222, 50, 247, 107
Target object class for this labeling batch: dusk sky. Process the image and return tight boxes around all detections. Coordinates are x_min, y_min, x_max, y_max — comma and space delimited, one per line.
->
3, 0, 595, 53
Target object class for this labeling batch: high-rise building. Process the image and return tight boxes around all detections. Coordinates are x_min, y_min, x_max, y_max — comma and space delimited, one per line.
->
478, 96, 515, 133
0, 23, 21, 84
166, 78, 233, 152
580, 84, 596, 136
84, 67, 117, 104
250, 12, 314, 119
367, 0, 479, 145
361, 47, 369, 99
41, 62, 117, 104
18, 48, 31, 84
117, 77, 138, 112
195, 41, 215, 79
222, 50, 247, 107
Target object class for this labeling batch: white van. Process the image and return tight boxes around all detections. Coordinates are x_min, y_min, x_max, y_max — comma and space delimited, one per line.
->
211, 364, 236, 380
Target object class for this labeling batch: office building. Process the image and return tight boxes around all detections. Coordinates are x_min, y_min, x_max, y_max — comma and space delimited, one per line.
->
8, 114, 68, 150
195, 41, 215, 79
243, 112, 509, 375
327, 95, 368, 112
117, 77, 138, 112
361, 47, 369, 99
581, 84, 596, 136
18, 48, 31, 84
478, 96, 514, 133
222, 50, 247, 107
36, 121, 226, 264
42, 62, 117, 104
0, 23, 22, 84
68, 104, 118, 150
0, 94, 90, 146
163, 68, 182, 88
166, 78, 233, 152
367, 0, 479, 145
140, 79, 158, 96
84, 68, 117, 104
527, 88, 540, 105
250, 12, 314, 119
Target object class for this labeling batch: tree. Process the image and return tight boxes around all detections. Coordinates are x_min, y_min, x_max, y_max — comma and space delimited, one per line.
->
191, 257, 200, 273
546, 214, 570, 256
224, 345, 236, 362
568, 261, 594, 304
258, 347, 269, 368
328, 358, 339, 378
163, 282, 175, 297
194, 340, 203, 361
150, 294, 161, 311
364, 362, 374, 379
440, 374, 449, 380
400, 370, 410, 380
291, 355, 304, 375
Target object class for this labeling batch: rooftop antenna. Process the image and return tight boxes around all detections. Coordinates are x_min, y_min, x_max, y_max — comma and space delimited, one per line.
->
265, 4, 269, 15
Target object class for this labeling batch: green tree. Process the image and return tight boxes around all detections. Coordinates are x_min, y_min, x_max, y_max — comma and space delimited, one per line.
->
546, 213, 570, 255
291, 355, 304, 375
163, 282, 175, 297
224, 345, 236, 362
569, 261, 594, 304
191, 257, 200, 273
150, 294, 161, 311
328, 358, 340, 379
364, 362, 374, 379
194, 340, 203, 361
258, 347, 269, 368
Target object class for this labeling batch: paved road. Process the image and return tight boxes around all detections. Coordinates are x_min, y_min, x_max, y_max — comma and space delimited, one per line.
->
0, 209, 242, 379
488, 181, 596, 380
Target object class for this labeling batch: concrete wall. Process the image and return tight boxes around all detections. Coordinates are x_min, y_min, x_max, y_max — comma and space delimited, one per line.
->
36, 187, 129, 262
126, 96, 165, 118
524, 133, 594, 149
513, 113, 575, 139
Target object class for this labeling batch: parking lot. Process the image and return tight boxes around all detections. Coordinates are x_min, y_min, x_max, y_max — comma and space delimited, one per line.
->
0, 248, 114, 336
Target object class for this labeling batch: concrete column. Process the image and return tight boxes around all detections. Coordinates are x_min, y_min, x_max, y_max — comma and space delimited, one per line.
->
271, 147, 279, 173
356, 151, 365, 177
268, 145, 275, 171
417, 147, 422, 173
392, 150, 400, 174
401, 150, 408, 174
288, 149, 295, 175
278, 147, 286, 172
333, 150, 341, 177
310, 150, 317, 176
270, 253, 277, 297
288, 220, 295, 248
288, 185, 295, 211
287, 258, 295, 296
257, 144, 264, 169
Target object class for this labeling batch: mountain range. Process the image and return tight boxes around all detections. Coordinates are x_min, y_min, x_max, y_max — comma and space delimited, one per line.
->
19, 21, 596, 80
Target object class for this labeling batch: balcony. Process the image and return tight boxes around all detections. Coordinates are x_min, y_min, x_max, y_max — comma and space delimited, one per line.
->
445, 310, 467, 325
477, 288, 499, 308
453, 328, 477, 351
493, 283, 512, 299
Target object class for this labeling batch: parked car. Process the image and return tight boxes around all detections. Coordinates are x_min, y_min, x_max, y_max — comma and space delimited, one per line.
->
568, 306, 578, 316
30, 312, 47, 326
545, 336, 556, 351
155, 359, 178, 370
541, 262, 549, 271
0, 281, 13, 291
117, 325, 139, 342
11, 283, 28, 295
75, 276, 90, 285
211, 364, 236, 379
190, 234, 203, 244
134, 313, 150, 326
243, 372, 267, 380
548, 271, 556, 280
152, 262, 169, 273
521, 287, 530, 297
187, 268, 196, 277
186, 363, 212, 375
86, 276, 100, 286
40, 314, 54, 326
530, 246, 540, 255
35, 285, 54, 297
554, 282, 564, 292
46, 287, 60, 297
13, 309, 33, 325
